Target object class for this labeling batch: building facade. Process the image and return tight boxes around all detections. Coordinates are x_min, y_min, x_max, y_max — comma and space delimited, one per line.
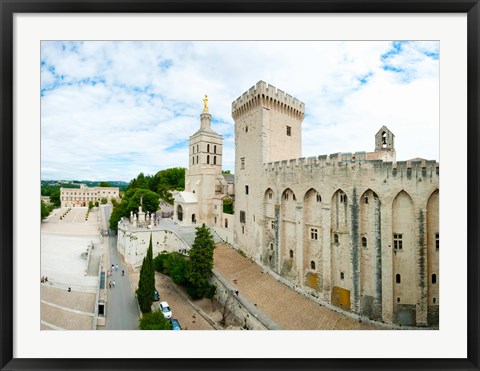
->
60, 184, 120, 207
174, 80, 439, 327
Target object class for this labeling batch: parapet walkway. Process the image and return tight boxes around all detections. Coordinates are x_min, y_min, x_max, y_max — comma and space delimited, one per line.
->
213, 243, 380, 330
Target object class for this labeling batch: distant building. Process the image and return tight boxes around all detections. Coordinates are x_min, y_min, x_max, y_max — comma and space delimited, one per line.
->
41, 196, 52, 205
60, 184, 119, 207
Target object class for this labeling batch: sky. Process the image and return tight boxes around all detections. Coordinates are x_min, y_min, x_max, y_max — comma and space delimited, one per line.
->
41, 41, 439, 182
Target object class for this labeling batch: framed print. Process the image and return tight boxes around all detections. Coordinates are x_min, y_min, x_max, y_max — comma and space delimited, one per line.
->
1, 1, 479, 370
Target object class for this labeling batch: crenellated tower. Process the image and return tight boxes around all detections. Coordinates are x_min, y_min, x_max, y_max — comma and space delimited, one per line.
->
232, 81, 305, 259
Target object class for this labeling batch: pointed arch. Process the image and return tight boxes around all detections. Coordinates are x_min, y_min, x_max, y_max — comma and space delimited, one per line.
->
359, 188, 382, 320
303, 188, 323, 287
427, 189, 439, 325
392, 190, 416, 325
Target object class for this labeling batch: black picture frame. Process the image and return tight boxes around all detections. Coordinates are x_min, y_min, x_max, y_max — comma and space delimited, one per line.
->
1, 1, 479, 370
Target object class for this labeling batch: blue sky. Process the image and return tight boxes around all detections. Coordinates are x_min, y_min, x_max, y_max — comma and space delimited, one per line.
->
41, 41, 439, 181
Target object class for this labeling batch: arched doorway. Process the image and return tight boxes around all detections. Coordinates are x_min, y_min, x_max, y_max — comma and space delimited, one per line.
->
177, 205, 183, 222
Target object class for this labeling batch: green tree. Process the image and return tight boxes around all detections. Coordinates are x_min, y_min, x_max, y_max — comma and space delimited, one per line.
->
136, 235, 155, 313
111, 198, 118, 207
186, 224, 216, 299
88, 201, 94, 210
95, 201, 99, 207
223, 197, 234, 215
41, 200, 52, 220
49, 189, 61, 207
139, 311, 172, 330
127, 189, 159, 214
99, 181, 111, 187
222, 170, 231, 174
100, 197, 108, 204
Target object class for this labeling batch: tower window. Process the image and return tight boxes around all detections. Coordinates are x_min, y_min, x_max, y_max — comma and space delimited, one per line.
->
340, 194, 347, 203
197, 145, 199, 153
241, 157, 245, 170
340, 272, 344, 280
270, 220, 275, 230
192, 157, 195, 165
289, 250, 294, 258
310, 228, 318, 240
396, 274, 401, 283
286, 126, 291, 136
207, 144, 210, 152
393, 234, 403, 250
382, 131, 387, 147
432, 274, 437, 284
268, 191, 273, 199
433, 298, 436, 304
397, 297, 400, 303
214, 145, 217, 154
192, 145, 195, 153
240, 210, 246, 223
362, 237, 367, 248
245, 185, 249, 195
435, 233, 439, 251
334, 233, 339, 244
365, 196, 369, 204
196, 155, 198, 164
242, 226, 245, 234
213, 156, 217, 165
316, 194, 321, 202
270, 242, 273, 250
225, 218, 228, 228
310, 261, 316, 270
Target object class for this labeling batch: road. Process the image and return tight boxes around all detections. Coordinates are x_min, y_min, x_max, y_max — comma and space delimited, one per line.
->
99, 206, 140, 330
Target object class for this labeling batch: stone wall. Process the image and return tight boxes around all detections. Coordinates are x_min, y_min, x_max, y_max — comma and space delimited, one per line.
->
117, 227, 190, 267
210, 269, 281, 330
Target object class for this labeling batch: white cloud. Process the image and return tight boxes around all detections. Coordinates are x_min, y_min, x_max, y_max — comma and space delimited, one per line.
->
41, 40, 439, 181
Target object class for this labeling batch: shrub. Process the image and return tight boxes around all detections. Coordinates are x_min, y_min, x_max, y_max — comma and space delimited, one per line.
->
139, 311, 172, 330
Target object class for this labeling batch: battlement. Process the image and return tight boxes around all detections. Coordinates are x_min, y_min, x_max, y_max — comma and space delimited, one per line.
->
264, 154, 439, 177
232, 80, 305, 120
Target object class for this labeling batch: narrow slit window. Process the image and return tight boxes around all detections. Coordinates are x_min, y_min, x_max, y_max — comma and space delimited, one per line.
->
396, 274, 401, 283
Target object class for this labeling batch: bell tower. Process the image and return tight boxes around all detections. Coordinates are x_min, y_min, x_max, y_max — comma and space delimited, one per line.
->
184, 95, 223, 224
374, 125, 396, 161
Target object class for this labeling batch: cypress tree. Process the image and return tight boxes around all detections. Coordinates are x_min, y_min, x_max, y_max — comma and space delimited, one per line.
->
136, 234, 155, 313
186, 224, 216, 298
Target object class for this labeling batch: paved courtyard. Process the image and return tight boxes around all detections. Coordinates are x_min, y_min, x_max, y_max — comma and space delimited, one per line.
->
41, 207, 103, 330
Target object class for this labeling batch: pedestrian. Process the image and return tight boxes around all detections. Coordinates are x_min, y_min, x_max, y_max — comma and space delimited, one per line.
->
111, 264, 114, 271
112, 281, 116, 287
235, 289, 239, 296
68, 287, 71, 292
115, 264, 118, 271
122, 270, 124, 276
45, 276, 48, 282
41, 276, 44, 283
109, 282, 112, 289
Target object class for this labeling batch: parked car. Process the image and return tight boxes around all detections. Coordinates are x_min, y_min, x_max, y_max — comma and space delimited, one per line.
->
159, 301, 172, 319
170, 319, 181, 330
153, 288, 160, 301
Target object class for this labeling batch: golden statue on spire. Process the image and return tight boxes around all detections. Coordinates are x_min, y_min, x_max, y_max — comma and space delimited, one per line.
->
203, 94, 208, 112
